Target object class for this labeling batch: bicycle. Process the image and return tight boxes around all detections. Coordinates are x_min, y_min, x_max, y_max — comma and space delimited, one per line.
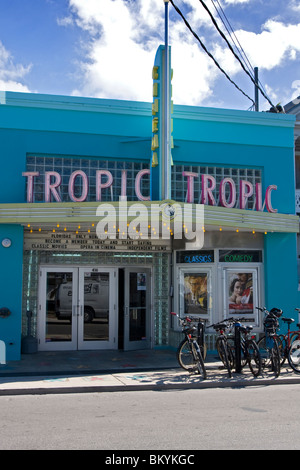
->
286, 308, 300, 373
256, 307, 281, 377
171, 312, 207, 379
213, 317, 262, 377
230, 319, 262, 377
277, 313, 300, 366
208, 320, 234, 378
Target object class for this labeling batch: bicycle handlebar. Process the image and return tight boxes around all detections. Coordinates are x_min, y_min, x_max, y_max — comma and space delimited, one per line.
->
170, 312, 207, 325
207, 317, 248, 329
256, 306, 267, 313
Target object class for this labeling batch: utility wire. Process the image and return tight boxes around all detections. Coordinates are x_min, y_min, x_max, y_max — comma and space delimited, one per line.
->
210, 0, 255, 78
169, 0, 255, 106
210, 0, 271, 103
197, 0, 276, 109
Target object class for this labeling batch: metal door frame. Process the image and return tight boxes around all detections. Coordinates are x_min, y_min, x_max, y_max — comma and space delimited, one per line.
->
38, 266, 118, 351
123, 267, 152, 350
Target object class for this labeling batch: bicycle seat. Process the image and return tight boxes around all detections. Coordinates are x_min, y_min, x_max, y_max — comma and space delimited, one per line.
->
183, 326, 196, 335
241, 325, 253, 332
281, 317, 295, 324
212, 323, 227, 330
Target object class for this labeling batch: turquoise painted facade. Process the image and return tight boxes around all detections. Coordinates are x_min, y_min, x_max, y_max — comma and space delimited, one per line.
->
0, 86, 298, 361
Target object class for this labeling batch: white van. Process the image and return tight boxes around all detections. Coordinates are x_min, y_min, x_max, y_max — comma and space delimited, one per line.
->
55, 277, 109, 323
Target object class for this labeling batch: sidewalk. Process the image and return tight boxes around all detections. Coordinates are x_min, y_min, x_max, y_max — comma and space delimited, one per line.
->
0, 349, 300, 395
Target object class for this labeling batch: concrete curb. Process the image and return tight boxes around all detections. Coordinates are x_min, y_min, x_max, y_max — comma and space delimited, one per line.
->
1, 367, 300, 396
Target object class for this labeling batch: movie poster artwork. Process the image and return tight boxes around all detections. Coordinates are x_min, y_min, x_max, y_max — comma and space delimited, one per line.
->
183, 272, 209, 316
227, 272, 253, 315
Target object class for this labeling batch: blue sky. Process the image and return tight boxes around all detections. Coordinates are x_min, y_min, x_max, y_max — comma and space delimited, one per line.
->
0, 0, 300, 111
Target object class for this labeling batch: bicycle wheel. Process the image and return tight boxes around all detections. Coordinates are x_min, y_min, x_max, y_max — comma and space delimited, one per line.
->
270, 336, 281, 377
277, 334, 286, 366
216, 337, 232, 378
288, 339, 300, 373
227, 336, 247, 369
246, 339, 262, 377
257, 335, 269, 368
200, 342, 208, 361
290, 332, 300, 345
195, 344, 207, 380
257, 335, 282, 368
177, 339, 199, 371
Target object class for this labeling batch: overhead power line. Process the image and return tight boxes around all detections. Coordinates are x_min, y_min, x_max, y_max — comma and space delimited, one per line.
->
169, 0, 277, 110
169, 0, 255, 106
210, 0, 255, 78
197, 0, 275, 108
209, 0, 274, 108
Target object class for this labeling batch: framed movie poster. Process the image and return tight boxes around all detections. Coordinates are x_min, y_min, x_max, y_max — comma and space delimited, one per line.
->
224, 268, 259, 325
179, 268, 212, 320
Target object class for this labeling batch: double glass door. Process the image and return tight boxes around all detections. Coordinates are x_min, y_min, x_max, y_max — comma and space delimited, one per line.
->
38, 267, 117, 351
38, 266, 151, 351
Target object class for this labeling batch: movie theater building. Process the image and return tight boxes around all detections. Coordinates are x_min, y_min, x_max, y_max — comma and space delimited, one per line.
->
0, 77, 299, 361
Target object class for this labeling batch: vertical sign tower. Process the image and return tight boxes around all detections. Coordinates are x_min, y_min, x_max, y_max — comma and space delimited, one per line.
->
151, 0, 173, 201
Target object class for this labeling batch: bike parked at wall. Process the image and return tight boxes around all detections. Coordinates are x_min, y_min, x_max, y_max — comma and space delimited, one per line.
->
230, 319, 262, 377
256, 307, 282, 377
283, 308, 300, 373
208, 317, 261, 378
171, 312, 207, 380
275, 313, 300, 366
207, 319, 234, 378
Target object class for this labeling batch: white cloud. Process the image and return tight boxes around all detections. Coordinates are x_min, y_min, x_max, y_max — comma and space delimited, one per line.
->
234, 20, 300, 70
64, 0, 300, 108
223, 0, 251, 4
0, 41, 31, 92
290, 0, 300, 13
56, 16, 74, 27
69, 0, 157, 101
67, 0, 221, 105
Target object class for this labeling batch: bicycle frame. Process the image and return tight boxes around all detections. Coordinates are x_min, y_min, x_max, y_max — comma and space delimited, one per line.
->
171, 312, 207, 378
256, 306, 281, 376
208, 319, 234, 377
280, 311, 300, 350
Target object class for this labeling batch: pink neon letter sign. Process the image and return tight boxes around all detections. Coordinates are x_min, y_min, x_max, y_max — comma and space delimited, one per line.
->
182, 171, 198, 203
239, 180, 253, 210
96, 170, 113, 201
201, 174, 216, 205
265, 185, 278, 213
135, 169, 150, 201
68, 170, 89, 202
219, 177, 236, 208
22, 172, 40, 203
45, 171, 62, 202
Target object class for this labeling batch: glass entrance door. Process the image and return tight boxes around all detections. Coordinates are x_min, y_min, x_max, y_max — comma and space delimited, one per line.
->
38, 268, 78, 350
123, 268, 151, 350
77, 268, 116, 350
38, 267, 117, 351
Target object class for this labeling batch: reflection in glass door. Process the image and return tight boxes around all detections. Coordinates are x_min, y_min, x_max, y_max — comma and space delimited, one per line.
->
38, 267, 117, 351
39, 268, 78, 350
124, 268, 151, 350
78, 268, 116, 350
